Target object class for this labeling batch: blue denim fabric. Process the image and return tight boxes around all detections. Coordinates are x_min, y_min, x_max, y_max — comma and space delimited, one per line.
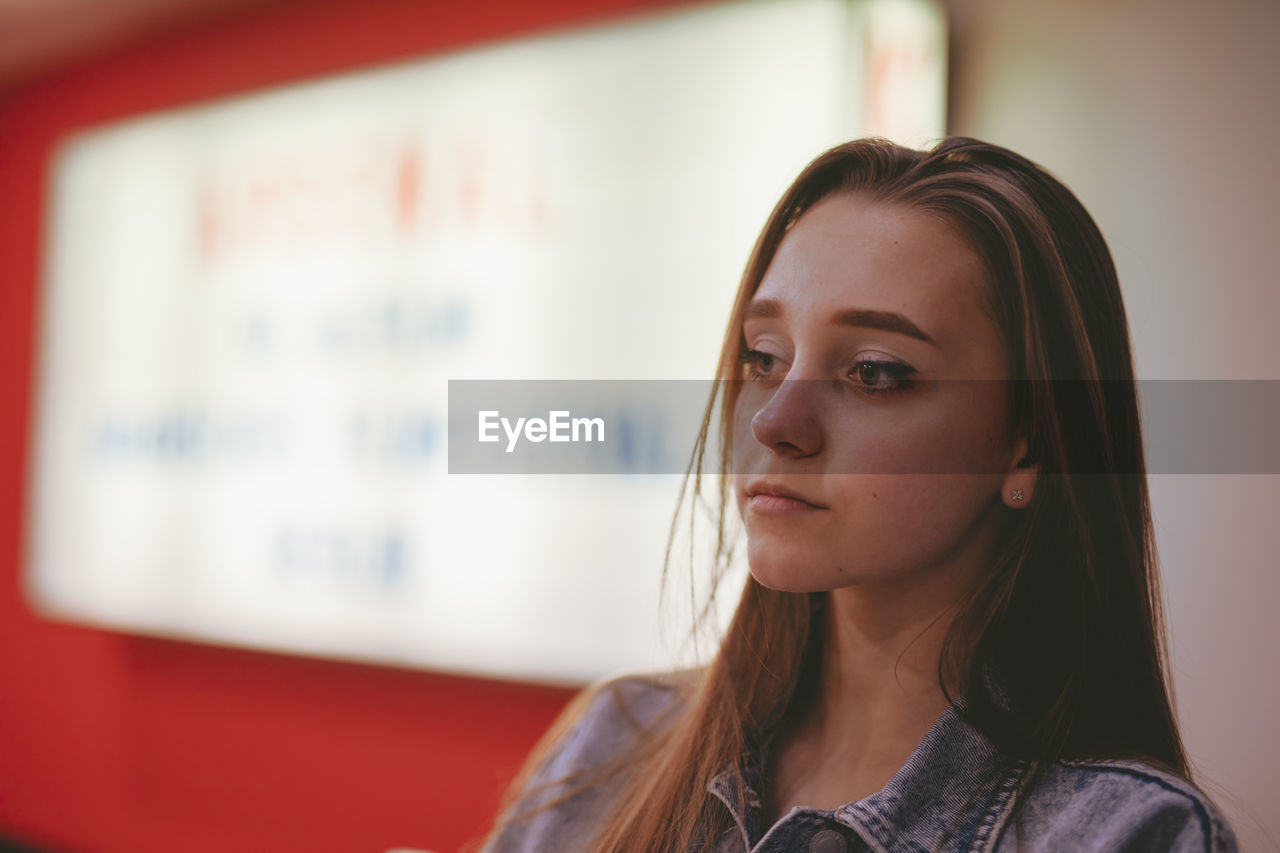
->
483, 675, 1239, 852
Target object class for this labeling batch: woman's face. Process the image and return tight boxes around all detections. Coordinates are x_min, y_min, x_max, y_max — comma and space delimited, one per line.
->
731, 193, 1023, 594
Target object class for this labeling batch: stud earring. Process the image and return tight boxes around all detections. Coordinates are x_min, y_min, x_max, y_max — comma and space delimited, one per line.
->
1010, 489, 1024, 502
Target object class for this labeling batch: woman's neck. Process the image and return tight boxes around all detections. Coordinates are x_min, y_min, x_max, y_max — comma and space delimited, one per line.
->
761, 577, 969, 824
810, 583, 958, 752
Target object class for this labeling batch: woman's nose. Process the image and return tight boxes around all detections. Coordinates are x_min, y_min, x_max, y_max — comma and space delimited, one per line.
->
750, 378, 824, 458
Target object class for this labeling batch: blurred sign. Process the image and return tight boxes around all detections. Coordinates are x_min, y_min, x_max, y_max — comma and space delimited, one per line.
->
28, 0, 944, 683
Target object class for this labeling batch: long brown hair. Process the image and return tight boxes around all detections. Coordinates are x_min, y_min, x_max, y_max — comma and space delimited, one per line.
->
480, 136, 1191, 852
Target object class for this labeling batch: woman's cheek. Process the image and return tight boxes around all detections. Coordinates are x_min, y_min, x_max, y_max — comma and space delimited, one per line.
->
842, 419, 958, 475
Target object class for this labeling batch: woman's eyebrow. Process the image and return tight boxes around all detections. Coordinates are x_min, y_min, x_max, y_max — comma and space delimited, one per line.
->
744, 298, 938, 347
743, 299, 784, 321
830, 307, 937, 346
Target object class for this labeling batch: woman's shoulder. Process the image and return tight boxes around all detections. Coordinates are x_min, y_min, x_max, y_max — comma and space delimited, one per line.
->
478, 670, 697, 852
549, 668, 697, 770
1000, 757, 1239, 852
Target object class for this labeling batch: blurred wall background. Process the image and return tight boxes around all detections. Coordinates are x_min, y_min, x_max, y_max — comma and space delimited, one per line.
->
0, 0, 1276, 850
0, 3, 704, 852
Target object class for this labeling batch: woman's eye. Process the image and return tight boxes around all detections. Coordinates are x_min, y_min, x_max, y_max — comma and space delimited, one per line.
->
738, 348, 782, 383
852, 360, 917, 396
739, 350, 915, 394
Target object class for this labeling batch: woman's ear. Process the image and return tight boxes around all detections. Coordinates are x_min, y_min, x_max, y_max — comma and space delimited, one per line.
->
1001, 436, 1038, 509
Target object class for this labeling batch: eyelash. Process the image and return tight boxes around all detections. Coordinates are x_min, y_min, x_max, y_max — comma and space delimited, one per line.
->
737, 348, 917, 396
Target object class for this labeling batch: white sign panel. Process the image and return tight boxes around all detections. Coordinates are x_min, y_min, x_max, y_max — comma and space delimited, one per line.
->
29, 0, 944, 683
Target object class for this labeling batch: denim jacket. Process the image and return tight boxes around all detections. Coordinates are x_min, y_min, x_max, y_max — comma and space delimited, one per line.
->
483, 674, 1239, 852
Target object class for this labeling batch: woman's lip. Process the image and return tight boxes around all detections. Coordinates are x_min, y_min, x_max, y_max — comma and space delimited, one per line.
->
746, 494, 826, 515
745, 481, 826, 508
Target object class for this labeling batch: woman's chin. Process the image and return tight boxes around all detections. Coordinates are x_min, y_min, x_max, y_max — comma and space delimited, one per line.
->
747, 559, 845, 593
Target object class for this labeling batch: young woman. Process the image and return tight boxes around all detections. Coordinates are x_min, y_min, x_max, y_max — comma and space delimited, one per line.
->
476, 137, 1240, 852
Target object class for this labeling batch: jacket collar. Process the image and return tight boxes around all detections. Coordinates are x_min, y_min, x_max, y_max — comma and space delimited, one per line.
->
707, 665, 1028, 852
829, 699, 1025, 852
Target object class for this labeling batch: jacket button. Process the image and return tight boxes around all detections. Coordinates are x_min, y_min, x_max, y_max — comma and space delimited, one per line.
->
809, 828, 847, 853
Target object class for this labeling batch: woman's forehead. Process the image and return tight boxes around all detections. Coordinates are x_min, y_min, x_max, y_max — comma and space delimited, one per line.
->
752, 194, 993, 346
